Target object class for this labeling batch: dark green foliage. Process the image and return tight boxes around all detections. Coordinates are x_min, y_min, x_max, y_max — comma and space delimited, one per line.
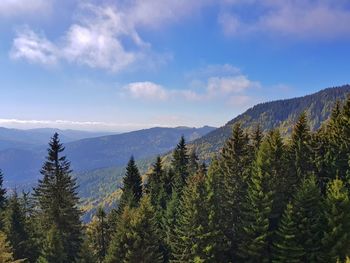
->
288, 112, 313, 192
33, 133, 82, 262
293, 175, 323, 262
3, 192, 34, 261
170, 166, 222, 262
0, 170, 6, 212
118, 156, 143, 212
171, 136, 190, 191
272, 203, 304, 263
37, 225, 67, 263
88, 207, 108, 262
220, 123, 252, 257
238, 136, 275, 262
322, 179, 350, 262
105, 195, 163, 263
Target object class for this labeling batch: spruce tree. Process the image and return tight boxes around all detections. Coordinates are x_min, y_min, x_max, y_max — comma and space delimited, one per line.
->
237, 138, 275, 262
33, 133, 82, 262
170, 166, 221, 262
188, 149, 199, 176
3, 192, 31, 261
220, 123, 251, 258
204, 158, 230, 262
37, 225, 67, 263
0, 169, 6, 231
0, 231, 24, 263
293, 175, 323, 262
272, 203, 304, 263
146, 156, 165, 209
288, 112, 312, 193
171, 136, 190, 192
322, 179, 350, 262
87, 207, 108, 262
105, 196, 163, 263
0, 169, 6, 212
118, 156, 143, 212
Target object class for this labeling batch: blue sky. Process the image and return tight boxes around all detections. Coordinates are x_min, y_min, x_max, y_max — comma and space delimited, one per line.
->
1, 0, 350, 131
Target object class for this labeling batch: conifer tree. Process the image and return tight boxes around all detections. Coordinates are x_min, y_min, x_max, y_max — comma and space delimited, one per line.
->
204, 158, 230, 262
322, 179, 350, 262
146, 156, 165, 209
237, 138, 275, 262
220, 123, 251, 258
37, 225, 67, 263
293, 175, 323, 262
0, 169, 6, 231
33, 133, 82, 262
171, 136, 189, 192
188, 149, 199, 176
118, 156, 143, 212
0, 169, 6, 212
3, 192, 31, 261
251, 124, 263, 153
272, 203, 304, 263
288, 112, 312, 192
0, 231, 24, 263
105, 196, 163, 263
170, 166, 222, 262
76, 237, 96, 263
87, 207, 108, 262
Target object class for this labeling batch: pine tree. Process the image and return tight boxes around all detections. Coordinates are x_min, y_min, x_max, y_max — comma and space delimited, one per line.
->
33, 133, 82, 262
204, 158, 230, 262
322, 179, 350, 262
87, 207, 108, 262
272, 203, 304, 263
0, 231, 24, 263
172, 136, 190, 192
288, 112, 312, 193
170, 166, 222, 262
118, 156, 143, 212
76, 237, 96, 263
37, 225, 67, 263
293, 175, 323, 262
0, 169, 6, 212
0, 169, 7, 231
3, 191, 31, 261
188, 149, 199, 176
105, 196, 163, 263
237, 137, 275, 262
220, 123, 251, 258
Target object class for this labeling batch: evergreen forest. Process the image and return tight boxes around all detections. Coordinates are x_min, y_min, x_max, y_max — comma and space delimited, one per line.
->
2, 97, 350, 262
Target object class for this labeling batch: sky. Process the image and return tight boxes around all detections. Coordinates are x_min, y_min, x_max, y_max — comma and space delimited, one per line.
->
1, 0, 350, 132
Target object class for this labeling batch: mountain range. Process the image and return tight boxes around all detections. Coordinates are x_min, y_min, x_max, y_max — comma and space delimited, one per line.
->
1, 85, 350, 221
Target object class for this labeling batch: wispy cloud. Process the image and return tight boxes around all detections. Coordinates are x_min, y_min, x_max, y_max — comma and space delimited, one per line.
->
9, 0, 209, 71
0, 118, 177, 131
219, 0, 350, 39
10, 27, 58, 65
0, 0, 52, 17
123, 64, 260, 107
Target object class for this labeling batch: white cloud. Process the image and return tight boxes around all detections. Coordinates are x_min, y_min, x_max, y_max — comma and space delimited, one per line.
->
0, 0, 51, 17
0, 118, 174, 131
10, 27, 58, 65
207, 75, 258, 95
219, 0, 350, 39
124, 82, 169, 101
9, 0, 208, 71
123, 64, 260, 104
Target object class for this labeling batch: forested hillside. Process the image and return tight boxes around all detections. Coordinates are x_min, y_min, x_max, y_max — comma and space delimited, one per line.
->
83, 85, 350, 221
0, 126, 214, 186
2, 92, 350, 262
192, 85, 350, 160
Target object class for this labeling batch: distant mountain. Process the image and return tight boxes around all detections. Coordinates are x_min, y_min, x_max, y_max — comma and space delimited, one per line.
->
80, 85, 350, 221
65, 126, 215, 171
0, 127, 115, 151
191, 85, 350, 160
0, 126, 215, 185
